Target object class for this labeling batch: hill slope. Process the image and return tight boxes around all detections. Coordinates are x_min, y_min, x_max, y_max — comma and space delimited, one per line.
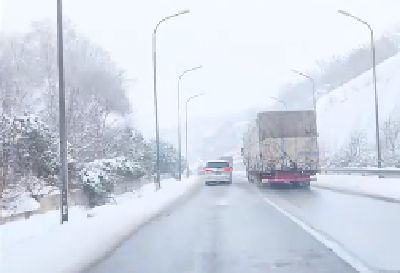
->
194, 51, 400, 164
317, 51, 400, 154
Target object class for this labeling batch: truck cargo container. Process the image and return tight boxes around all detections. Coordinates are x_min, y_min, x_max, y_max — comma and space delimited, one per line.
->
241, 110, 319, 188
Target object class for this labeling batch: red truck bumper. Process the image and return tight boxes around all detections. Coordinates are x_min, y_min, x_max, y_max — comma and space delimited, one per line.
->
261, 173, 316, 184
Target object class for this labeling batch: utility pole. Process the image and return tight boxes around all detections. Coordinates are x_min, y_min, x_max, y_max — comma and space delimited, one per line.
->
57, 0, 68, 224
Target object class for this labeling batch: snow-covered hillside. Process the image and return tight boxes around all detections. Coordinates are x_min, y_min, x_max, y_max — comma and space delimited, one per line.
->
317, 52, 400, 154
193, 51, 400, 164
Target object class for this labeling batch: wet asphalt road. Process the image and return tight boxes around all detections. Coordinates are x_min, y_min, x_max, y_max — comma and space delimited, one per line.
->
87, 177, 356, 273
255, 177, 400, 272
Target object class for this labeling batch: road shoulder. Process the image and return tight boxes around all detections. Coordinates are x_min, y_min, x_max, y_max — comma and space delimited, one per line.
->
314, 174, 400, 204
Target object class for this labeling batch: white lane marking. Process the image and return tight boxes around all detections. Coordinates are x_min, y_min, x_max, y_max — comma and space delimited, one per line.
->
257, 191, 373, 273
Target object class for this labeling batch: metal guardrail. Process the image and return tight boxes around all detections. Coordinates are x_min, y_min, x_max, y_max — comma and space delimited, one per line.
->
320, 167, 400, 178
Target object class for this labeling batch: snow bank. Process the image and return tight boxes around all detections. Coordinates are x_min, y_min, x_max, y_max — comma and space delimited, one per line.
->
1, 176, 202, 273
1, 194, 40, 218
314, 174, 400, 201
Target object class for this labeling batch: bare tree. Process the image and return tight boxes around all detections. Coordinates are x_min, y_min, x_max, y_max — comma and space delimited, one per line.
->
342, 130, 371, 167
21, 20, 132, 163
381, 116, 400, 166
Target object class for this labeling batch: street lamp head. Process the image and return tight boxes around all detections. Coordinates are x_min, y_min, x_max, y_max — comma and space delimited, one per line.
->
180, 65, 203, 79
338, 10, 351, 17
191, 65, 203, 71
291, 69, 301, 75
179, 9, 190, 15
187, 92, 205, 102
193, 92, 205, 99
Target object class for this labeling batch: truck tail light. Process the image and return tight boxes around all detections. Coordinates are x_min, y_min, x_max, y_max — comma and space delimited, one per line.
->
224, 167, 232, 171
204, 168, 213, 172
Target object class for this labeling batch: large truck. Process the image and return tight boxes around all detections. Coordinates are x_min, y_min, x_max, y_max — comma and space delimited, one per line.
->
241, 110, 319, 188
219, 156, 233, 168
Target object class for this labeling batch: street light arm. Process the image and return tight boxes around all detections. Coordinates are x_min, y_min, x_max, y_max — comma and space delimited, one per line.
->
292, 69, 314, 83
338, 10, 372, 31
187, 93, 205, 103
269, 96, 288, 110
179, 65, 203, 81
291, 69, 316, 110
153, 10, 190, 36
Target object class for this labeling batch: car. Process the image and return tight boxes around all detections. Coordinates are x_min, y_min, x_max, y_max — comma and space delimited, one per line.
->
218, 156, 233, 182
204, 159, 233, 186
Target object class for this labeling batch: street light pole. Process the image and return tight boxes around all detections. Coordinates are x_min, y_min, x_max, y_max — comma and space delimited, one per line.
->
269, 96, 288, 110
185, 93, 205, 178
291, 70, 316, 111
338, 10, 381, 168
152, 10, 190, 190
57, 0, 68, 224
177, 65, 202, 181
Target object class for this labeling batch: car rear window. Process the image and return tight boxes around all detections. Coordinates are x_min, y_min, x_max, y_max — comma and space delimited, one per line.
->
206, 161, 229, 168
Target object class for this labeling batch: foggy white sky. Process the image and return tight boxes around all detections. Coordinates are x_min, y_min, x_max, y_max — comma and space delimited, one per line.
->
1, 0, 400, 138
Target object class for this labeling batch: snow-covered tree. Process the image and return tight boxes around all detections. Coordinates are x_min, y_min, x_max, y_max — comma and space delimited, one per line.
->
0, 114, 60, 206
21, 20, 132, 163
80, 156, 145, 207
333, 130, 373, 167
1, 18, 188, 211
147, 139, 187, 177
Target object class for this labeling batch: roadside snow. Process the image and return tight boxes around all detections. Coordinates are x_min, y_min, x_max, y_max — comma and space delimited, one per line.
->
235, 170, 400, 201
315, 174, 400, 201
325, 167, 400, 171
1, 176, 201, 273
1, 194, 41, 217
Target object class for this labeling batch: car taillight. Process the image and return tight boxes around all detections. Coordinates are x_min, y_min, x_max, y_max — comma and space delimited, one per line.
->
224, 167, 232, 171
204, 168, 213, 172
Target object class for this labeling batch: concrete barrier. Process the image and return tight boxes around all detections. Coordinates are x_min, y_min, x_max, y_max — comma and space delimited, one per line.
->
0, 189, 85, 224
